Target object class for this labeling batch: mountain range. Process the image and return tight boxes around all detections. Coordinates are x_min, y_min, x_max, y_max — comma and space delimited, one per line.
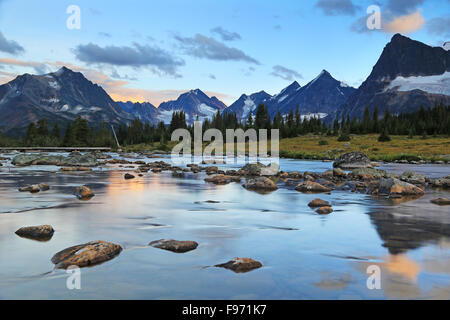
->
0, 34, 449, 136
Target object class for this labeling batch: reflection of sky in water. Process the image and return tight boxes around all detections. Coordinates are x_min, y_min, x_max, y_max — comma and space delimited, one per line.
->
0, 154, 449, 299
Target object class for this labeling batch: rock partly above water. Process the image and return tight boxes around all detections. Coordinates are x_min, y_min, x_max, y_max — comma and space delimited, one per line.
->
316, 206, 333, 215
18, 183, 49, 193
205, 174, 241, 185
51, 241, 122, 269
216, 257, 263, 273
295, 181, 331, 193
308, 198, 330, 207
12, 153, 98, 167
15, 225, 54, 241
75, 186, 95, 200
124, 173, 135, 180
333, 152, 371, 169
378, 178, 424, 198
243, 177, 278, 191
149, 239, 198, 253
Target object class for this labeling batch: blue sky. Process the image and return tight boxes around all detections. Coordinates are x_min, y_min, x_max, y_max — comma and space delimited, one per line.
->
0, 0, 448, 106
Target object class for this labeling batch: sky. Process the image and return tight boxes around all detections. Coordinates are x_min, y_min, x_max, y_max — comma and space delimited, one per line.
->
0, 0, 448, 106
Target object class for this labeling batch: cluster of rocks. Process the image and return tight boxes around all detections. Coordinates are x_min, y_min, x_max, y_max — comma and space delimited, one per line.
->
308, 198, 333, 215
18, 183, 49, 193
12, 152, 98, 167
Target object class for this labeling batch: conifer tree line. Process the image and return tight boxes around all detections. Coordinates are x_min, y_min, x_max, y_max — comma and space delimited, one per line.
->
0, 102, 448, 147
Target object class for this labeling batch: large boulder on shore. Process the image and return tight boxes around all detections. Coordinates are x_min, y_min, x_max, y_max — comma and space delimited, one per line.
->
295, 181, 331, 193
243, 177, 278, 191
378, 178, 424, 198
51, 240, 122, 269
333, 152, 371, 169
216, 257, 262, 273
149, 239, 198, 253
15, 225, 54, 240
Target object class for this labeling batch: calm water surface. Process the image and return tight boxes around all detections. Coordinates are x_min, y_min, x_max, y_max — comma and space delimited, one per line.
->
0, 153, 449, 299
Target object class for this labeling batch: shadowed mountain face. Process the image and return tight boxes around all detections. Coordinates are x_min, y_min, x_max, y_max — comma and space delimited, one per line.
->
116, 101, 158, 125
0, 67, 132, 136
157, 89, 227, 124
223, 91, 272, 122
339, 34, 450, 121
268, 70, 356, 118
225, 71, 356, 122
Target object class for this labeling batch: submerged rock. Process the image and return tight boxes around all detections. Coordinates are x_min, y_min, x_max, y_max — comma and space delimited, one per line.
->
316, 206, 333, 214
149, 239, 198, 253
75, 186, 95, 200
308, 198, 330, 207
333, 152, 371, 169
216, 257, 262, 273
378, 178, 424, 198
15, 225, 54, 240
243, 177, 278, 191
431, 198, 450, 205
295, 181, 331, 193
51, 240, 122, 269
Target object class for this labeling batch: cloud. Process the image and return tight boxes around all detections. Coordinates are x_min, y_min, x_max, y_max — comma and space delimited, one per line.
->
174, 34, 260, 65
73, 42, 185, 77
385, 0, 426, 15
384, 11, 425, 34
427, 16, 450, 38
315, 0, 359, 16
274, 24, 282, 31
0, 58, 234, 106
0, 57, 49, 74
98, 32, 111, 38
0, 31, 25, 55
208, 74, 216, 80
270, 65, 302, 81
210, 27, 241, 41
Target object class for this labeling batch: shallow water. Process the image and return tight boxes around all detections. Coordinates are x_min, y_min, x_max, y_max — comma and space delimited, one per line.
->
0, 154, 449, 299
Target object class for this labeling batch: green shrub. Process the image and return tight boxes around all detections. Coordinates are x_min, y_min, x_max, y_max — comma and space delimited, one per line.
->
318, 139, 329, 145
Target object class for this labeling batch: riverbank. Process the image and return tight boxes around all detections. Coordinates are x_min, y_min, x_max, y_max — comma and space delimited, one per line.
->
120, 134, 450, 164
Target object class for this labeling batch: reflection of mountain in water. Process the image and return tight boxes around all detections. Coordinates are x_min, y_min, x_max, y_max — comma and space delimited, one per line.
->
367, 194, 450, 254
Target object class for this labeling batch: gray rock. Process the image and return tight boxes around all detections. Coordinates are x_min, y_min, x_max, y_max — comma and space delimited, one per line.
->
149, 239, 198, 253
216, 257, 262, 273
333, 152, 371, 169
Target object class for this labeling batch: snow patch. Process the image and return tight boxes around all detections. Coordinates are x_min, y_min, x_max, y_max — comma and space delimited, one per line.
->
48, 81, 60, 90
197, 103, 217, 116
387, 72, 450, 96
443, 42, 450, 51
278, 94, 288, 103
